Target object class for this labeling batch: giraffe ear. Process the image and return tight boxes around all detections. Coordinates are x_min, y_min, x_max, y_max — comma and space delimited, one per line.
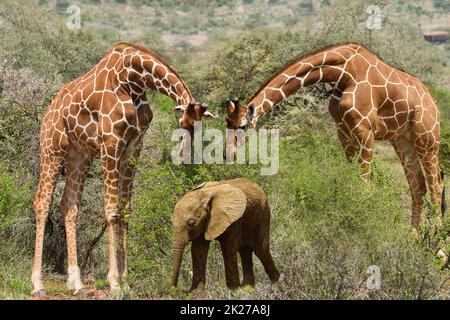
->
231, 97, 241, 116
187, 101, 196, 112
224, 99, 234, 115
200, 103, 208, 114
173, 105, 185, 113
246, 104, 255, 122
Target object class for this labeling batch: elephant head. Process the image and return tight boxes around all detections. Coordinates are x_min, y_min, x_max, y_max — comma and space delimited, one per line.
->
171, 183, 247, 287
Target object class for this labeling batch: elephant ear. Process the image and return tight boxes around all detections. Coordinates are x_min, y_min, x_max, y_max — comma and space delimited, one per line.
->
202, 184, 247, 241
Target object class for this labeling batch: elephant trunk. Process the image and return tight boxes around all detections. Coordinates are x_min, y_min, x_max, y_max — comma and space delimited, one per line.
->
172, 238, 187, 287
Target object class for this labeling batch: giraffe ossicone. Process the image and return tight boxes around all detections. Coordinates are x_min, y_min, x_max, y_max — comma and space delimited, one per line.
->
31, 42, 213, 296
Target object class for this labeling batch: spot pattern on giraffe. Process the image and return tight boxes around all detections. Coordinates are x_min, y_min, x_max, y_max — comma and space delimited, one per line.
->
225, 42, 445, 233
31, 43, 211, 296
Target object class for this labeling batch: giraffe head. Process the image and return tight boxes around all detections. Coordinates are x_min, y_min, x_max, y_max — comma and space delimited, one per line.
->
173, 101, 216, 136
224, 97, 256, 159
224, 97, 256, 131
173, 101, 216, 161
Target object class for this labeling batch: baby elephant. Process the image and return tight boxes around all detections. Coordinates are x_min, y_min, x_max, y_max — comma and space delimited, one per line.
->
171, 178, 280, 291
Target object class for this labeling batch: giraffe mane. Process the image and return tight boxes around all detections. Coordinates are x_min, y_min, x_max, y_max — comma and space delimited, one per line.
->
248, 42, 378, 103
114, 42, 193, 100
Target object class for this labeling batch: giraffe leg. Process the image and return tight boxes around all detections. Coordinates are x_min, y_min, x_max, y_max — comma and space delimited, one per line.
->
330, 98, 358, 162
59, 146, 92, 294
100, 136, 128, 293
336, 121, 373, 181
333, 91, 376, 180
31, 153, 65, 296
337, 125, 357, 162
391, 136, 427, 233
415, 144, 444, 228
355, 129, 375, 181
345, 123, 375, 182
411, 110, 445, 229
117, 141, 142, 281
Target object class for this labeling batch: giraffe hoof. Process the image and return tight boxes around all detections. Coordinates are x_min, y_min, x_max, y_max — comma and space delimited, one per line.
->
31, 289, 47, 297
436, 217, 443, 229
73, 287, 87, 296
437, 249, 448, 262
109, 288, 123, 300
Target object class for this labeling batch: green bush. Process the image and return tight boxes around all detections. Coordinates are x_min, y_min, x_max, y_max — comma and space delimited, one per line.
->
0, 0, 105, 84
0, 0, 448, 300
265, 120, 445, 299
434, 87, 450, 170
121, 104, 449, 299
0, 164, 34, 299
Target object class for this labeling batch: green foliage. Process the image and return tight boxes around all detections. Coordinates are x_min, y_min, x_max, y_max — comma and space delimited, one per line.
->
186, 0, 445, 117
0, 165, 32, 237
311, 0, 444, 86
148, 93, 177, 116
0, 0, 448, 300
187, 29, 313, 108
433, 0, 450, 11
434, 87, 450, 170
0, 63, 54, 174
434, 87, 450, 117
266, 128, 443, 299
0, 0, 105, 83
122, 104, 448, 299
0, 164, 34, 299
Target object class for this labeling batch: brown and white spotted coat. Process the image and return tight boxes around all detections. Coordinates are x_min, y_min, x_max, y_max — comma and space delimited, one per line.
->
31, 43, 212, 296
225, 43, 446, 232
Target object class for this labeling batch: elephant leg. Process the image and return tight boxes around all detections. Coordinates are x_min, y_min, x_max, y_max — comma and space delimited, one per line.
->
190, 237, 210, 292
255, 203, 280, 283
254, 241, 280, 283
239, 246, 255, 287
220, 238, 240, 289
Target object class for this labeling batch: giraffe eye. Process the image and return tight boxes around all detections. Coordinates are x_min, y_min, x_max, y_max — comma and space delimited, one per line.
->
238, 124, 248, 131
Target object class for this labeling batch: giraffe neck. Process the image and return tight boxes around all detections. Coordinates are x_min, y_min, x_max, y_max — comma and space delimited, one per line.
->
248, 46, 356, 124
121, 50, 193, 106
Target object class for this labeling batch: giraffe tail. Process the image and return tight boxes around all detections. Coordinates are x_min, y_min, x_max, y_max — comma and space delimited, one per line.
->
440, 170, 447, 216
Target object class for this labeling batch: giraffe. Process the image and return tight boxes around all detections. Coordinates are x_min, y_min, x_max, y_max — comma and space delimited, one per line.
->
31, 42, 214, 296
225, 42, 446, 233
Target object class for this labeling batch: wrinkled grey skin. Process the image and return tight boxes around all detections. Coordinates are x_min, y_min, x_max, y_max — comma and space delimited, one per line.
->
171, 178, 280, 292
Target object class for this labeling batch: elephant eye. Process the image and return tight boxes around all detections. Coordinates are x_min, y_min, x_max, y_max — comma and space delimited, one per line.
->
187, 218, 196, 228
